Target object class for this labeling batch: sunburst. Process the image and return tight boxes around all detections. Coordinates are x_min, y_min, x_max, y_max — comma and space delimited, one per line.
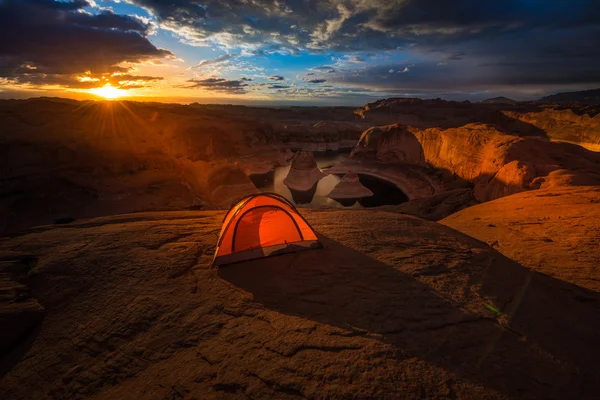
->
90, 84, 126, 100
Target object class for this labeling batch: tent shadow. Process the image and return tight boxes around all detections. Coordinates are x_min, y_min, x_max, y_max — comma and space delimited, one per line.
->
218, 233, 600, 399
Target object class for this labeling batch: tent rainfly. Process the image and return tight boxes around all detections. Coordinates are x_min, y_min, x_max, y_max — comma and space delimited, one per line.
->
212, 193, 322, 266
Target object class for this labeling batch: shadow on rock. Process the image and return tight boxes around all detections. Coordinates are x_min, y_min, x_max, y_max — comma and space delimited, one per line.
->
219, 233, 600, 399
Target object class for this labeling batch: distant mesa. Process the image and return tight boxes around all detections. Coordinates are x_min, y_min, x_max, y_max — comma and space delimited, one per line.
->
328, 172, 373, 201
481, 96, 518, 104
283, 151, 325, 191
537, 88, 600, 105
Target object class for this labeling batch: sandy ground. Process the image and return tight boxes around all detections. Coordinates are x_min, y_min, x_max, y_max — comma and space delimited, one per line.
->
1, 202, 599, 399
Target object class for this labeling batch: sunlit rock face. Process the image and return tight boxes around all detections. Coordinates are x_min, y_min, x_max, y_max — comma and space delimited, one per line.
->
505, 107, 600, 151
441, 186, 600, 292
354, 97, 600, 151
328, 172, 373, 200
283, 151, 325, 191
351, 123, 600, 202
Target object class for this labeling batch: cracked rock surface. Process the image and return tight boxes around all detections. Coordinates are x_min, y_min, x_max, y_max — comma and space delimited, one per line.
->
0, 206, 599, 399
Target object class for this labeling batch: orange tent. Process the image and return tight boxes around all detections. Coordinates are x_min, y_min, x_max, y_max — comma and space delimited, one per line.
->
212, 193, 322, 266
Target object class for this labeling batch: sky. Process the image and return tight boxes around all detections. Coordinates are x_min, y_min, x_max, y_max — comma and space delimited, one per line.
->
1, 0, 600, 105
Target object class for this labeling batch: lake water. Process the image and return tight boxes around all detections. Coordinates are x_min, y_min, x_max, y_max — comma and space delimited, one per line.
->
250, 152, 409, 209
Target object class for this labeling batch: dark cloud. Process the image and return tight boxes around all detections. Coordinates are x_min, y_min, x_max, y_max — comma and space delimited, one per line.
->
307, 79, 327, 84
268, 75, 285, 81
182, 78, 249, 93
447, 52, 466, 61
130, 0, 600, 91
0, 0, 172, 88
131, 0, 598, 51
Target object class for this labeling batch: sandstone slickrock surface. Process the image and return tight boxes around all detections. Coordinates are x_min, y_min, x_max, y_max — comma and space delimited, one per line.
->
350, 123, 600, 202
282, 151, 325, 191
389, 188, 478, 221
0, 251, 44, 359
327, 172, 373, 199
441, 186, 600, 292
0, 207, 599, 399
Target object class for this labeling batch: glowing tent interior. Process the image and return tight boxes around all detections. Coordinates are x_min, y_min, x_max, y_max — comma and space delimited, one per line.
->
212, 193, 322, 266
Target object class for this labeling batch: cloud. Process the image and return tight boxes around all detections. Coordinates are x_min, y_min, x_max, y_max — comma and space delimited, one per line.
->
307, 79, 327, 84
447, 52, 466, 61
311, 66, 336, 73
4, 0, 600, 99
187, 54, 235, 70
182, 77, 249, 93
268, 75, 285, 81
128, 0, 600, 92
0, 0, 172, 88
131, 0, 599, 52
348, 56, 366, 63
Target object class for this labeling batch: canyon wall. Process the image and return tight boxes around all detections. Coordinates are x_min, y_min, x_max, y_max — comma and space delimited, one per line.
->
351, 123, 600, 202
0, 99, 284, 233
354, 98, 600, 151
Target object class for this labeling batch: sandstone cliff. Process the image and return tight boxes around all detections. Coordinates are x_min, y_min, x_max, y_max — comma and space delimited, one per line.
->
354, 97, 600, 151
505, 106, 600, 151
350, 123, 600, 202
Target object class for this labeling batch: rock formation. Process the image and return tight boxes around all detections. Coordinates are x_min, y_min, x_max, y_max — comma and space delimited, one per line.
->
505, 106, 600, 151
2, 96, 600, 235
1, 208, 599, 399
283, 151, 325, 191
328, 172, 373, 200
350, 123, 600, 202
354, 97, 600, 151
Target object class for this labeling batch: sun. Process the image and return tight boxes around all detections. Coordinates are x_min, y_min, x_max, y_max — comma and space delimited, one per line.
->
90, 84, 126, 100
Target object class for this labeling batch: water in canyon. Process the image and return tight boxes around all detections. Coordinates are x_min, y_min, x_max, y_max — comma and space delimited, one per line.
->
250, 152, 409, 209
